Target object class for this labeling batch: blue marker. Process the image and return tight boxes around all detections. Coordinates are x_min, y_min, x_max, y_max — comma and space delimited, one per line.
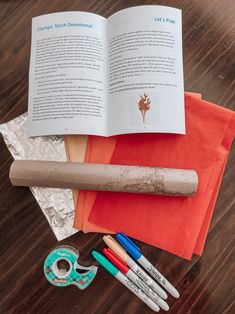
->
116, 233, 180, 299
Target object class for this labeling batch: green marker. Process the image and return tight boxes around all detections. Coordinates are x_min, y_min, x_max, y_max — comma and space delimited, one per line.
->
92, 251, 160, 312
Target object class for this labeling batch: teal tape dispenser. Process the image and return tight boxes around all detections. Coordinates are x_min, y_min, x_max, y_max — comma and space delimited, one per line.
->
44, 246, 97, 289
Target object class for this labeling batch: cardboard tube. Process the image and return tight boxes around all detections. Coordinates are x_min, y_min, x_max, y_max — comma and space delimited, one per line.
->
9, 160, 198, 196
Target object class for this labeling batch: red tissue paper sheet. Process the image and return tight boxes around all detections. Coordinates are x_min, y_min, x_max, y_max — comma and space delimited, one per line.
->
75, 93, 235, 259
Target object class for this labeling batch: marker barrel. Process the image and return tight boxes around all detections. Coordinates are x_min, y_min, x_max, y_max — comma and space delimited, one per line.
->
127, 257, 168, 300
138, 255, 180, 299
116, 272, 160, 312
127, 270, 169, 311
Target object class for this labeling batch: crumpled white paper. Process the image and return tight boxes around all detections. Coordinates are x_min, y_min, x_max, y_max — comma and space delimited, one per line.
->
0, 113, 78, 240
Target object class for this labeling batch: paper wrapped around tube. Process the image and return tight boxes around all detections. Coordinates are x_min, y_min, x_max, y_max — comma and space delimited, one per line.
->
9, 160, 198, 196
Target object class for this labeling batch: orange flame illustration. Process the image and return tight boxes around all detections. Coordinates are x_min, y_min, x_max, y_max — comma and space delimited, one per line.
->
138, 93, 151, 124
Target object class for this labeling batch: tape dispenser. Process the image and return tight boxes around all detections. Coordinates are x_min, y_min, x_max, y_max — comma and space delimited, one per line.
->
44, 245, 97, 289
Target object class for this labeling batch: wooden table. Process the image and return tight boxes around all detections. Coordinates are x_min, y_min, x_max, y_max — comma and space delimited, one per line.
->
0, 1, 234, 313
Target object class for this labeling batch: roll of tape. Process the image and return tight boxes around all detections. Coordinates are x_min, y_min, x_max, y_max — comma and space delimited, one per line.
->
44, 246, 97, 289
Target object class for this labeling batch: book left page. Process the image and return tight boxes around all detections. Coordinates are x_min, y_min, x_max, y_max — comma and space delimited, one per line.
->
28, 12, 107, 137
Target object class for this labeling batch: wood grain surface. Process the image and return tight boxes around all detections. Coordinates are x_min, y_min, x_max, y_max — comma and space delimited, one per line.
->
0, 1, 234, 313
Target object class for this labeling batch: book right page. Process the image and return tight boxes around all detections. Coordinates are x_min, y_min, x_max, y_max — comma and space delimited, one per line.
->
107, 5, 185, 135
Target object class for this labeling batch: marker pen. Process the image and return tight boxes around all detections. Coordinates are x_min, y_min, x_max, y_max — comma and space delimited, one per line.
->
103, 235, 167, 300
103, 248, 169, 311
116, 233, 180, 299
92, 250, 160, 312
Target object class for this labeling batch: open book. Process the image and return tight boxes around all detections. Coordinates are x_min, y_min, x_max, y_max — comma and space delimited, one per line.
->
28, 5, 185, 137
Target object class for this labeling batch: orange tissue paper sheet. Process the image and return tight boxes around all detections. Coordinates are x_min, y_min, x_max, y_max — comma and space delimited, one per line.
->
64, 135, 113, 233
64, 135, 88, 214
74, 93, 235, 259
72, 136, 117, 233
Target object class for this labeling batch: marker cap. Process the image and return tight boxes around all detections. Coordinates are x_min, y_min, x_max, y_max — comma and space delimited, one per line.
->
103, 248, 129, 275
103, 235, 130, 261
92, 250, 118, 277
116, 233, 142, 260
